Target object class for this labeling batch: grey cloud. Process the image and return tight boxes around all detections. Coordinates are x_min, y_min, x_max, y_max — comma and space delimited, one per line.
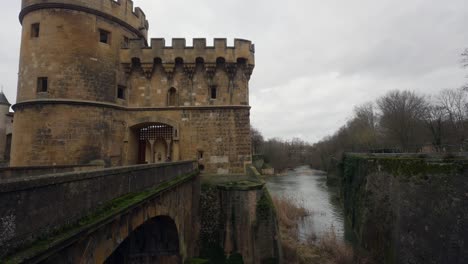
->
0, 0, 467, 143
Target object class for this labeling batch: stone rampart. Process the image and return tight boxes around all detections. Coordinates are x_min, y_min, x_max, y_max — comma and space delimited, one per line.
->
341, 154, 468, 264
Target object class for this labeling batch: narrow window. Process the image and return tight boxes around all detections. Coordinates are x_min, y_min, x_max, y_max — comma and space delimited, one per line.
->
5, 134, 12, 161
99, 29, 111, 44
122, 36, 129, 48
210, 86, 217, 99
117, 85, 126, 99
31, 23, 40, 38
198, 164, 205, 171
198, 150, 204, 160
37, 77, 48, 93
168, 87, 177, 106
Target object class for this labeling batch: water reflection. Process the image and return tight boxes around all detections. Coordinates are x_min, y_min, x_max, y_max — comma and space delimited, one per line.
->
266, 166, 347, 242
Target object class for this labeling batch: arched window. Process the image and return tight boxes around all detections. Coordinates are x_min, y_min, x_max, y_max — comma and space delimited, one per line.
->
175, 57, 184, 66
168, 87, 177, 106
131, 57, 141, 68
216, 57, 226, 69
196, 57, 205, 65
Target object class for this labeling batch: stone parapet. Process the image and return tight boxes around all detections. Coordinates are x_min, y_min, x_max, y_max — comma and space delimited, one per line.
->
121, 38, 255, 73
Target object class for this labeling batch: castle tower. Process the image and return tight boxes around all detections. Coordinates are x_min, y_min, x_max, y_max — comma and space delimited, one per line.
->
12, 0, 255, 174
0, 91, 11, 161
12, 0, 148, 166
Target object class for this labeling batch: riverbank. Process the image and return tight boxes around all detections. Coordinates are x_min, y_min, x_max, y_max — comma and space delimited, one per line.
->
267, 166, 372, 264
273, 195, 359, 263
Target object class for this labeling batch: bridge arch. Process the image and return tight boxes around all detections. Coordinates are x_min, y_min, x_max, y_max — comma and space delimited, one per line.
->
104, 215, 181, 264
26, 166, 199, 264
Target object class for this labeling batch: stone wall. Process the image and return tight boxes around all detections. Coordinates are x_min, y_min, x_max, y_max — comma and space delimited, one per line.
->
11, 102, 251, 173
17, 7, 142, 103
199, 174, 282, 264
0, 104, 10, 161
21, 0, 149, 38
40, 173, 199, 263
0, 161, 197, 259
0, 164, 104, 180
341, 154, 468, 264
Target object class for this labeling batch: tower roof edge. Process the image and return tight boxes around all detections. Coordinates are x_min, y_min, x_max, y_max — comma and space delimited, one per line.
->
0, 91, 11, 106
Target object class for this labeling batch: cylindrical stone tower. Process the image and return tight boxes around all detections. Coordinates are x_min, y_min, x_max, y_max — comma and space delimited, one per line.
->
11, 0, 149, 166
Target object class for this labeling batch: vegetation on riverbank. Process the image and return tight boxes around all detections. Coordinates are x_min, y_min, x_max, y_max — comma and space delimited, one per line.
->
273, 195, 371, 264
252, 87, 468, 174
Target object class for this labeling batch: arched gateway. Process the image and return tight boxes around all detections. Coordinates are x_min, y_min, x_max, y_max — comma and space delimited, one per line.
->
138, 123, 174, 164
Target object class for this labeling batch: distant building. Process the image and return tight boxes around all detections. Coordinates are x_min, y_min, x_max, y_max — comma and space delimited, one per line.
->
0, 91, 13, 163
11, 0, 255, 174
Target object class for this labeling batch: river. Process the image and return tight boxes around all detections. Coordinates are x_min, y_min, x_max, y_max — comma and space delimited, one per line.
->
266, 165, 353, 243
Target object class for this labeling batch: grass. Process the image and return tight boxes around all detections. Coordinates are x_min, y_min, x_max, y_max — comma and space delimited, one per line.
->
318, 227, 354, 264
272, 195, 309, 229
272, 195, 372, 264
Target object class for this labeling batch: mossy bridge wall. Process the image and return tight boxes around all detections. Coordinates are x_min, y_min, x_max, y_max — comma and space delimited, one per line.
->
0, 161, 199, 263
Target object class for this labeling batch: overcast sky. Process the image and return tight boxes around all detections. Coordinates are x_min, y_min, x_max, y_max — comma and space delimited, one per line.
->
1, 0, 467, 143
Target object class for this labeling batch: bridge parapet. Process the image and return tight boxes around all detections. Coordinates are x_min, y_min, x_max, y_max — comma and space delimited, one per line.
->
0, 164, 105, 180
0, 161, 197, 259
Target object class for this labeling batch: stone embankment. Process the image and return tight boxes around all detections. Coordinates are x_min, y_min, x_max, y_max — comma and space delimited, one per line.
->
340, 154, 468, 264
196, 167, 282, 264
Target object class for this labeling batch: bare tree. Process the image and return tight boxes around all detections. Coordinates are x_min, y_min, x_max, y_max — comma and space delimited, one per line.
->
462, 48, 468, 68
438, 88, 467, 145
377, 90, 429, 151
425, 104, 445, 151
250, 126, 264, 155
462, 48, 468, 90
348, 102, 379, 150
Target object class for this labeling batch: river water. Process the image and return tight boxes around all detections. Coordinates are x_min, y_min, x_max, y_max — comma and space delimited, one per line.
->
266, 166, 352, 243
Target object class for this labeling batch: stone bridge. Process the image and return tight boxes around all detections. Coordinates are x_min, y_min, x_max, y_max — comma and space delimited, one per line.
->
0, 161, 200, 263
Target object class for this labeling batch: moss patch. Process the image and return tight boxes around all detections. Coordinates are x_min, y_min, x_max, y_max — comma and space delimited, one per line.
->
246, 164, 263, 178
256, 187, 275, 222
341, 154, 468, 263
199, 183, 223, 261
217, 180, 264, 191
185, 258, 210, 264
227, 253, 244, 264
346, 154, 466, 179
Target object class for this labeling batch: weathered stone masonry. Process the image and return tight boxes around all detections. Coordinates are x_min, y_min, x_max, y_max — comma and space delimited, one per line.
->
341, 154, 468, 264
12, 0, 255, 174
0, 161, 200, 262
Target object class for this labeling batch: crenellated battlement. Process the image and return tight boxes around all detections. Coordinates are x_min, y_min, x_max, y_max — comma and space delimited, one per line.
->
20, 0, 149, 39
120, 38, 255, 68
